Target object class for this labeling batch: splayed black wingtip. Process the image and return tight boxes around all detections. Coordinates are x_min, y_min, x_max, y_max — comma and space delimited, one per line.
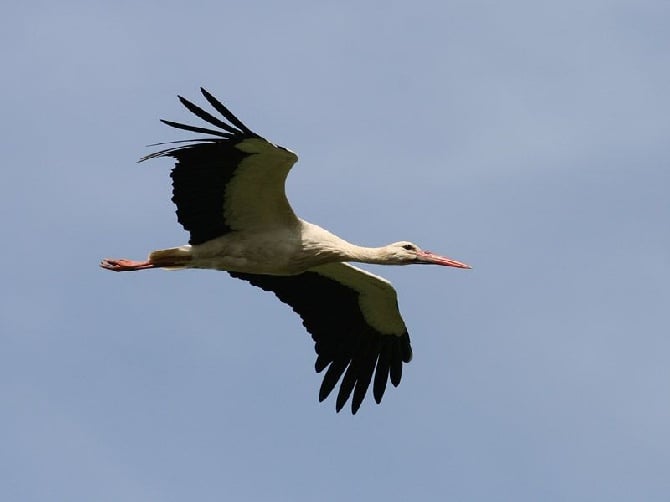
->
390, 343, 403, 387
351, 370, 374, 413
319, 359, 347, 403
159, 119, 232, 138
335, 365, 357, 413
373, 346, 391, 403
177, 95, 240, 134
137, 139, 221, 163
200, 87, 255, 136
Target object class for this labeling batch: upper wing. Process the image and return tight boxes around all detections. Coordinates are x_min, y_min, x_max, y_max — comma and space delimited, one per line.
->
141, 88, 299, 245
229, 263, 413, 414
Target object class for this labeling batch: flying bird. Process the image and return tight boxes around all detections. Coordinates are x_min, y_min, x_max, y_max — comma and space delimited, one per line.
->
101, 88, 471, 414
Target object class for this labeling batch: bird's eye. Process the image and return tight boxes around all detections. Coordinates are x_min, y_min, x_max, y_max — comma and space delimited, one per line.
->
402, 244, 415, 251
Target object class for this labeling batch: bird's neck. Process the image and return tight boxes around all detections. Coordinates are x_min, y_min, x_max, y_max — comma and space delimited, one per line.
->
338, 243, 391, 265
301, 221, 392, 266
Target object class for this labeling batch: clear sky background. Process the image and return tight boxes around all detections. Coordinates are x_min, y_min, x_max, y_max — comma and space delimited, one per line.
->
2, 1, 669, 500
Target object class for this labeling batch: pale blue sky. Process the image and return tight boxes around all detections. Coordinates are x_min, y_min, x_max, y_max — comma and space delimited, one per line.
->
2, 1, 669, 501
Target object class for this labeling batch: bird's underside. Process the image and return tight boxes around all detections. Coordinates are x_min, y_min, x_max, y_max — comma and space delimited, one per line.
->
101, 88, 470, 414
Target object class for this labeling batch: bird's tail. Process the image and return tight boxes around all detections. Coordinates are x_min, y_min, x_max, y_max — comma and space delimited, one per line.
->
149, 246, 192, 271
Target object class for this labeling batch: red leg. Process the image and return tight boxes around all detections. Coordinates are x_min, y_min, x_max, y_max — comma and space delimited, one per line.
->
100, 258, 156, 272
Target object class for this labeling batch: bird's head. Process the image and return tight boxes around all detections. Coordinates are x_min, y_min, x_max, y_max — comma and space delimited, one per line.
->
385, 241, 472, 268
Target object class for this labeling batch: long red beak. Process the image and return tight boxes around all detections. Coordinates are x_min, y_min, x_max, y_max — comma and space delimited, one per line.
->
416, 250, 472, 269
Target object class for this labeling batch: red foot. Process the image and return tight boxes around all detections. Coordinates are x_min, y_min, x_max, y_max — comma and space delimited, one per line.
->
100, 258, 155, 272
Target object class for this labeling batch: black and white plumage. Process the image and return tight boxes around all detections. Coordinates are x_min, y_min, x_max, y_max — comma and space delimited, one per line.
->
101, 88, 470, 414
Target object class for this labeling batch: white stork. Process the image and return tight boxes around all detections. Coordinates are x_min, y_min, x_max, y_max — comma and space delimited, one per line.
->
101, 88, 470, 414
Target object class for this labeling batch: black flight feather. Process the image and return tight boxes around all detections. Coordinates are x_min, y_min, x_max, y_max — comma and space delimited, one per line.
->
159, 119, 232, 138
200, 87, 255, 135
177, 95, 241, 134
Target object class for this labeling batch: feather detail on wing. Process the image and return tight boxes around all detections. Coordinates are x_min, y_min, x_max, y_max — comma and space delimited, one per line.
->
229, 263, 412, 414
140, 88, 299, 244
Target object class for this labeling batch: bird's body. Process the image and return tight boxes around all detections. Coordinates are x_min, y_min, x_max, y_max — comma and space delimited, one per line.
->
102, 89, 470, 414
148, 220, 452, 275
